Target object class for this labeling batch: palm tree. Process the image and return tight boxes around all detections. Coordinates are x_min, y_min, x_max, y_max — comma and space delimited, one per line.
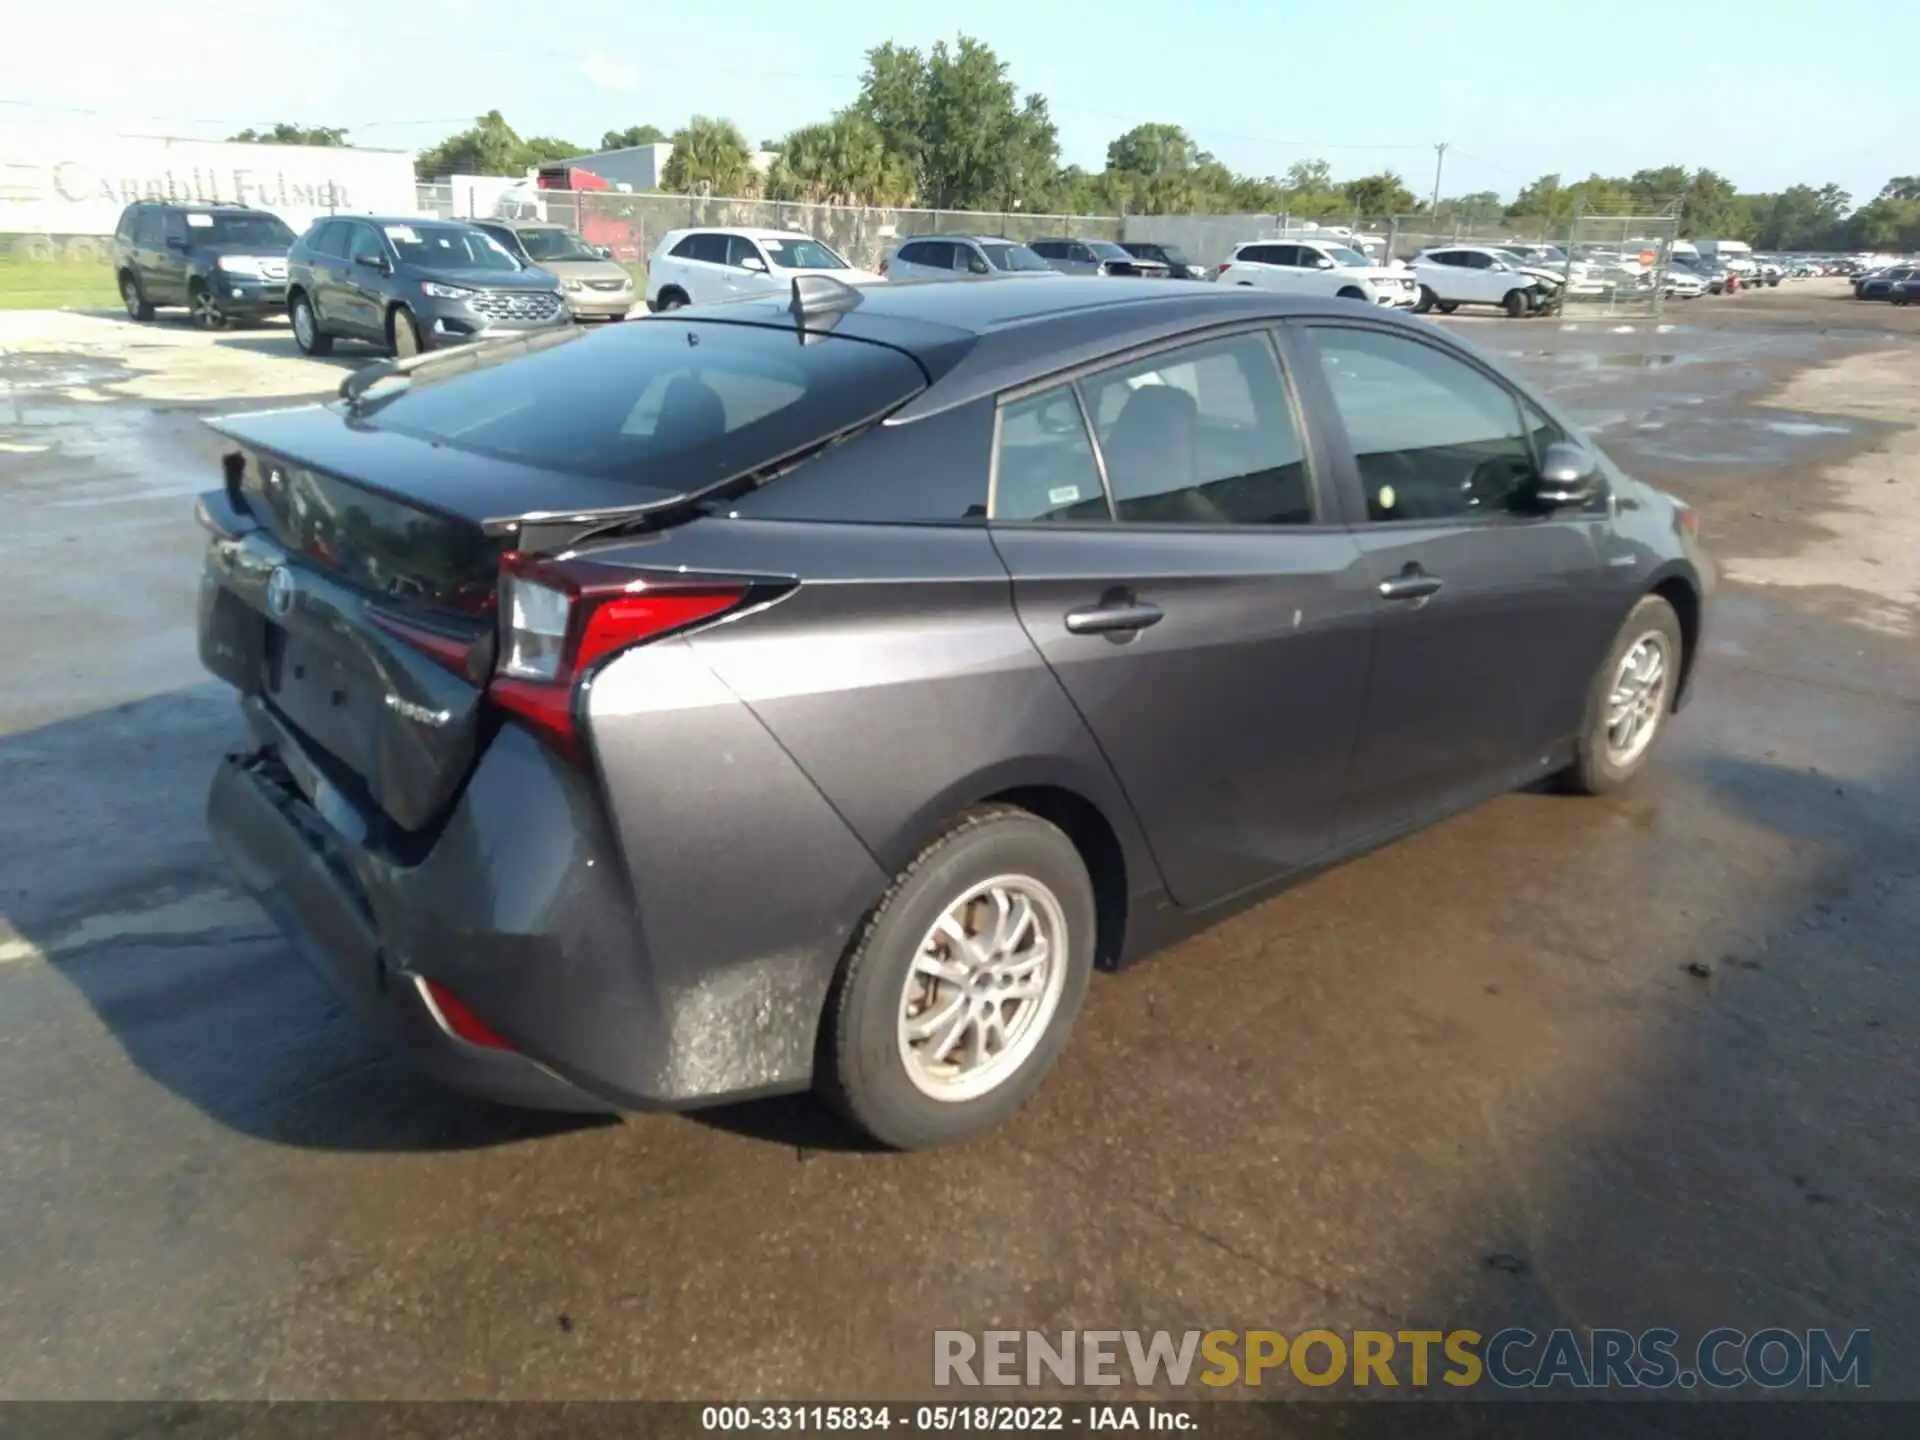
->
766, 114, 915, 208
661, 116, 759, 199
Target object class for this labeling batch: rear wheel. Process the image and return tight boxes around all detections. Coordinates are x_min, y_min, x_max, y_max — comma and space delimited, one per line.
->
1561, 595, 1684, 795
389, 305, 425, 359
120, 271, 153, 322
1337, 286, 1367, 302
820, 806, 1096, 1150
653, 287, 689, 311
1503, 288, 1530, 318
1412, 285, 1437, 314
188, 281, 225, 330
289, 294, 333, 355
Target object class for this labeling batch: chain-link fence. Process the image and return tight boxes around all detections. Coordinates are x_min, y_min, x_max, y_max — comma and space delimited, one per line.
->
1557, 204, 1684, 318
414, 182, 1122, 272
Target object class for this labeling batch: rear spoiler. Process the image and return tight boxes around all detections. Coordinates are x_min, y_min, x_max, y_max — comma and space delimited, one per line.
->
337, 329, 581, 407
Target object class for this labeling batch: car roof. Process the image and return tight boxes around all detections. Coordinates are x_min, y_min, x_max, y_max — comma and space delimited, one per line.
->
126, 201, 259, 214
675, 277, 1437, 422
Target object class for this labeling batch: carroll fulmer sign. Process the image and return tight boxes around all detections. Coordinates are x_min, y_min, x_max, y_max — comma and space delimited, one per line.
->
0, 128, 420, 237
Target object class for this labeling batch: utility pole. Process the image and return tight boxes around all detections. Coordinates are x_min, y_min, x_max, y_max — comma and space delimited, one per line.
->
1430, 142, 1449, 219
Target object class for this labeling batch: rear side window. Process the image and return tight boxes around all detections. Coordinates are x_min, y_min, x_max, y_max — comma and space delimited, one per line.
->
1081, 332, 1313, 526
670, 234, 703, 260
358, 321, 927, 484
133, 210, 162, 245
115, 208, 138, 242
730, 402, 993, 523
904, 240, 955, 269
994, 387, 1109, 523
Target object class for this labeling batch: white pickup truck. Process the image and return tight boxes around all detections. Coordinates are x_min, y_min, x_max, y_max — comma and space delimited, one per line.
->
1408, 246, 1563, 317
1215, 239, 1418, 307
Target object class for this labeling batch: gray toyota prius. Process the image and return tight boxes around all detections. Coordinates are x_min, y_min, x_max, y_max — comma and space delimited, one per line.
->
196, 278, 1713, 1149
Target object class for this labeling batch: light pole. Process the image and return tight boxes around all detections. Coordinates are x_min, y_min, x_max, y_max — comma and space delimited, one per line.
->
1430, 142, 1449, 220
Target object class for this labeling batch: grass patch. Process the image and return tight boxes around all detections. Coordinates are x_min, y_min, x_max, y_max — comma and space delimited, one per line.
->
0, 259, 119, 310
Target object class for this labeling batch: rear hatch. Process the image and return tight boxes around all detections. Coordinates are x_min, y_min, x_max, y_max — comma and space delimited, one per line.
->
198, 319, 929, 836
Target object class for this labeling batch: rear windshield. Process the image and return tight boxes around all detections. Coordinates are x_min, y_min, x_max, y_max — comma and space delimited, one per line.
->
354, 320, 927, 484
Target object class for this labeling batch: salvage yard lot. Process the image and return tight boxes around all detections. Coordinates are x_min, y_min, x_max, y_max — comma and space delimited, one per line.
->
1, 282, 1917, 1403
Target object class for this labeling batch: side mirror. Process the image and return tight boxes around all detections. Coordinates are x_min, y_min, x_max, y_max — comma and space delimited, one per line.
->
1535, 442, 1601, 507
595, 245, 613, 259
740, 255, 768, 273
967, 255, 990, 275
1317, 257, 1336, 270
354, 251, 389, 273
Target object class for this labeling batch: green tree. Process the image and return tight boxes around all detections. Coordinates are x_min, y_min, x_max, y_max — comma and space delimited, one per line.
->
229, 123, 349, 147
661, 115, 759, 197
521, 136, 582, 168
1342, 172, 1418, 216
416, 111, 532, 178
1284, 158, 1334, 193
851, 35, 1060, 211
1877, 175, 1920, 202
600, 124, 667, 150
1752, 183, 1852, 249
765, 113, 915, 206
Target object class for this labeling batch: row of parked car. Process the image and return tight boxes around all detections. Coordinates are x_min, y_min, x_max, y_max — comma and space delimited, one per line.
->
1851, 261, 1920, 304
110, 198, 640, 356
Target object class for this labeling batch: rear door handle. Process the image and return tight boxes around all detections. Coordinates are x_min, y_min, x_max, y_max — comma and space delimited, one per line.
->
1378, 567, 1444, 602
1065, 600, 1164, 635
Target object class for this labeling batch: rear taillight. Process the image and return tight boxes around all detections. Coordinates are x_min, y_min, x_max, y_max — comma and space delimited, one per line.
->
489, 551, 746, 764
1675, 501, 1701, 539
1216, 263, 1232, 277
418, 977, 514, 1051
878, 256, 890, 276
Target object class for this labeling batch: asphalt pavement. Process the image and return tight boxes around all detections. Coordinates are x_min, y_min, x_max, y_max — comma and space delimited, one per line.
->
0, 286, 1915, 1404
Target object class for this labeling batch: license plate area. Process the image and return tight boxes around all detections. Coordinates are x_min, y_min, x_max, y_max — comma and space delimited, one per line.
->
263, 625, 380, 778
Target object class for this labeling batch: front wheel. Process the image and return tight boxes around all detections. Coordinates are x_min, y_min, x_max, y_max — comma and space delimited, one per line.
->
1412, 285, 1437, 314
120, 272, 154, 322
289, 294, 333, 355
189, 283, 225, 330
1503, 288, 1530, 318
389, 305, 425, 359
819, 806, 1096, 1150
1561, 595, 1685, 795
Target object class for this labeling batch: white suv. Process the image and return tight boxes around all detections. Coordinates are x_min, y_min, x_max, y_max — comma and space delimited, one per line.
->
646, 228, 881, 310
1216, 240, 1417, 307
1410, 247, 1558, 317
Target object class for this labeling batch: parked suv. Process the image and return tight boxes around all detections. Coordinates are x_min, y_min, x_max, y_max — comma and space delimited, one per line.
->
881, 234, 1056, 280
286, 217, 570, 357
471, 219, 637, 321
646, 227, 881, 310
1029, 238, 1170, 277
1218, 240, 1418, 308
112, 202, 295, 327
1117, 240, 1209, 280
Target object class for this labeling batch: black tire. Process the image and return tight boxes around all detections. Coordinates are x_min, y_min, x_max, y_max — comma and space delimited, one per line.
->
1412, 285, 1436, 314
1435, 301, 1459, 314
819, 806, 1097, 1150
389, 305, 426, 359
1561, 595, 1685, 796
188, 281, 225, 330
1337, 286, 1367, 302
119, 271, 153, 322
289, 293, 333, 355
1503, 288, 1530, 318
653, 287, 689, 312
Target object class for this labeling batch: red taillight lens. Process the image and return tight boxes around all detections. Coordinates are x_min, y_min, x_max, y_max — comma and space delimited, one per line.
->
488, 552, 744, 764
878, 257, 890, 276
1676, 502, 1701, 539
1216, 263, 1232, 276
420, 978, 514, 1051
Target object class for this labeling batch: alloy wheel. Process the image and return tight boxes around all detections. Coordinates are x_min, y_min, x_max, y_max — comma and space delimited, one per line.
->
1605, 632, 1670, 766
292, 301, 315, 350
897, 876, 1070, 1103
191, 289, 224, 328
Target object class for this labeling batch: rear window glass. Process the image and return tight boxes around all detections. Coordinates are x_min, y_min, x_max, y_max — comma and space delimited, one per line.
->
356, 320, 928, 485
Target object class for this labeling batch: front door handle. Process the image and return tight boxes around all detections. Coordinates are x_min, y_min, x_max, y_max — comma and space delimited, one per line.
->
1065, 600, 1164, 635
1378, 566, 1444, 602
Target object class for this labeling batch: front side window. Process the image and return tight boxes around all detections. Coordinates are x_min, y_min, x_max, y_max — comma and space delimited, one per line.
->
162, 212, 188, 246
994, 387, 1108, 523
725, 234, 765, 269
1304, 326, 1537, 523
1081, 331, 1314, 527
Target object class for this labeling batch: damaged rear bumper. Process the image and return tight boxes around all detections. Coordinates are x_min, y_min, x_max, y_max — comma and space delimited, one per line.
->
206, 699, 856, 1113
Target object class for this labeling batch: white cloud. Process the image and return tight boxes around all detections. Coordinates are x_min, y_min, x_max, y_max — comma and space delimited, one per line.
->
579, 51, 640, 93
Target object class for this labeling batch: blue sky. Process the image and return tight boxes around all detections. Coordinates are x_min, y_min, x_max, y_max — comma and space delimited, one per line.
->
4, 0, 1914, 203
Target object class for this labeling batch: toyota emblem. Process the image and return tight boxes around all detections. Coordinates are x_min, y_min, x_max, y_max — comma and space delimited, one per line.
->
265, 565, 295, 618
